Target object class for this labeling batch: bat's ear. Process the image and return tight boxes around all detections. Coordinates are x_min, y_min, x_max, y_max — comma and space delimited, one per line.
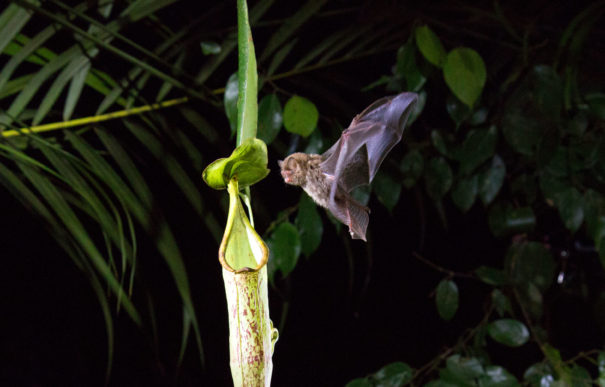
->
277, 160, 284, 168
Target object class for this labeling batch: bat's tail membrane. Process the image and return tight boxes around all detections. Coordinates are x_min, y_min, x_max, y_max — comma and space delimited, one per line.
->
330, 193, 369, 241
346, 199, 369, 241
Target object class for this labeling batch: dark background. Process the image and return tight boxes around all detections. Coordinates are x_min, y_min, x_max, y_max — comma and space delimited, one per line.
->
1, 1, 603, 386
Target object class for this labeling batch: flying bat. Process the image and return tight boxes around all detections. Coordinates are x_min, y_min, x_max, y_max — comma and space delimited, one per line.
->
279, 92, 418, 241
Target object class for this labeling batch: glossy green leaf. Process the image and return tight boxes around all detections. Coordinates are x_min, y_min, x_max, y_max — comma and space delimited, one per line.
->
200, 41, 221, 55
372, 171, 402, 212
487, 319, 530, 347
436, 279, 458, 321
401, 149, 424, 188
555, 187, 584, 233
539, 173, 569, 204
597, 351, 605, 387
415, 25, 446, 67
295, 193, 323, 257
478, 366, 520, 387
457, 126, 497, 175
443, 48, 486, 107
396, 41, 426, 91
446, 94, 472, 128
267, 222, 301, 277
283, 95, 319, 137
224, 73, 239, 135
488, 203, 535, 238
425, 379, 459, 387
569, 365, 592, 387
501, 106, 544, 156
63, 60, 90, 121
445, 355, 485, 383
236, 0, 258, 146
479, 155, 506, 205
491, 289, 513, 317
0, 3, 33, 54
532, 65, 563, 121
524, 363, 554, 387
257, 94, 283, 145
202, 138, 269, 190
475, 266, 508, 286
431, 130, 453, 158
451, 174, 478, 213
586, 92, 605, 120
425, 157, 453, 200
373, 361, 414, 387
505, 241, 555, 291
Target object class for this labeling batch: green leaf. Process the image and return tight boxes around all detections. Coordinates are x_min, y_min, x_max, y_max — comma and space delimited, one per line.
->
431, 130, 453, 158
532, 65, 563, 121
0, 4, 33, 55
396, 41, 426, 91
267, 222, 301, 277
236, 0, 258, 146
569, 365, 592, 387
446, 94, 472, 128
202, 138, 270, 190
457, 126, 497, 175
200, 41, 221, 55
451, 174, 478, 213
475, 266, 508, 286
295, 193, 323, 257
425, 157, 453, 200
487, 319, 530, 347
436, 279, 459, 321
491, 289, 513, 317
401, 150, 424, 188
415, 25, 447, 67
479, 155, 506, 205
597, 351, 605, 387
524, 363, 554, 387
425, 379, 459, 387
488, 203, 536, 238
372, 171, 402, 212
373, 361, 414, 387
505, 241, 555, 291
586, 92, 605, 120
64, 60, 91, 121
443, 48, 487, 107
478, 366, 520, 387
224, 73, 239, 135
445, 355, 485, 383
283, 95, 319, 137
257, 94, 283, 145
555, 187, 584, 233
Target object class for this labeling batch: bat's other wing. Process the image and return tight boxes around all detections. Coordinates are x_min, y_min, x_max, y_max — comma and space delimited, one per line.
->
320, 92, 418, 193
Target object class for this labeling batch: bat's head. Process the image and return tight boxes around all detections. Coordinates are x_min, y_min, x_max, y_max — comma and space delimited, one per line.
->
278, 153, 309, 186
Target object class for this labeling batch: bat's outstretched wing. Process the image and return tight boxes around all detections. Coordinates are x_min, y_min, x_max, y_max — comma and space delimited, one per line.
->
319, 92, 418, 240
